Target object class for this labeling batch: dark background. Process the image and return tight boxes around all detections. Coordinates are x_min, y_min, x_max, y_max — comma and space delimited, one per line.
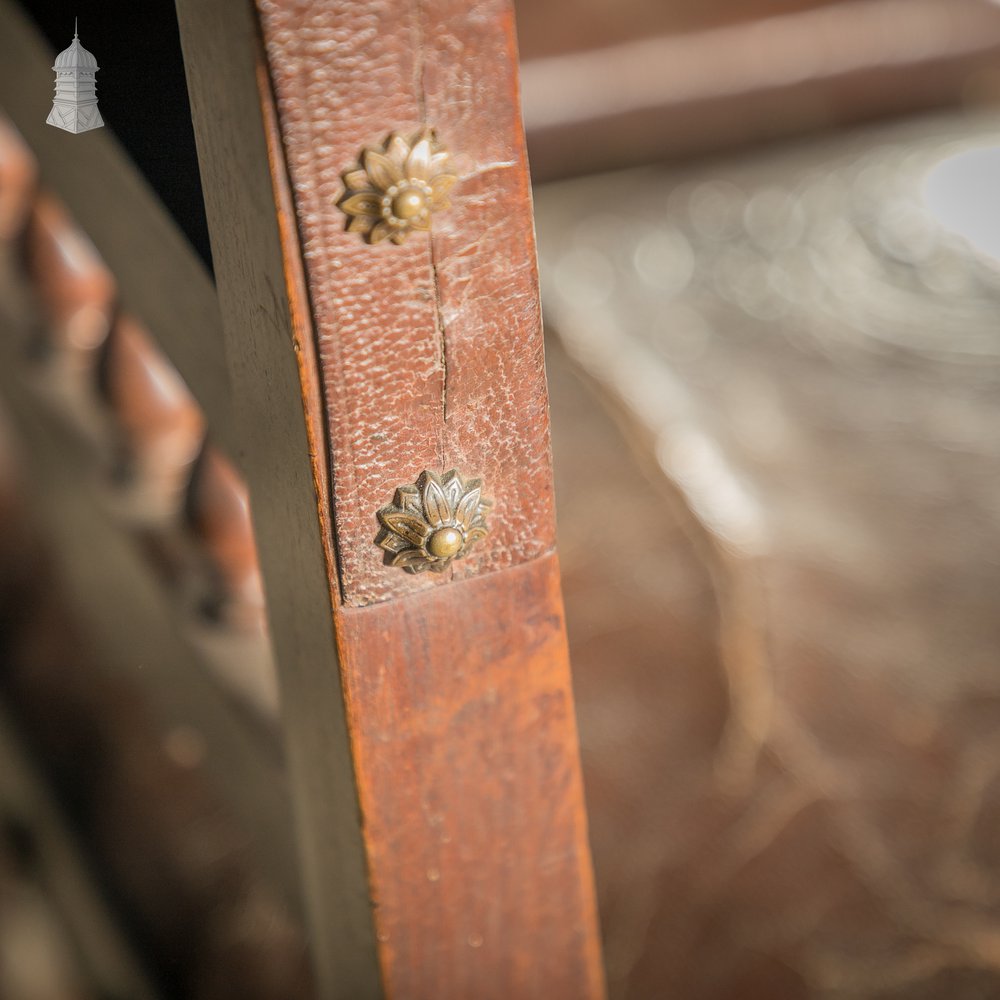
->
24, 0, 214, 269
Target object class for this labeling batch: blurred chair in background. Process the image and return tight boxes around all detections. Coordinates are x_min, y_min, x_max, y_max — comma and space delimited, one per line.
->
527, 2, 1000, 998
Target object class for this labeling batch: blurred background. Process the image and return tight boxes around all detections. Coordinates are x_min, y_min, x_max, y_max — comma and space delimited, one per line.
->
1, 1, 1000, 997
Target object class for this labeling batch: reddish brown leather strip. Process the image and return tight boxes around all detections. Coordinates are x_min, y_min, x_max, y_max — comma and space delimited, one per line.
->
257, 0, 555, 607
335, 552, 605, 999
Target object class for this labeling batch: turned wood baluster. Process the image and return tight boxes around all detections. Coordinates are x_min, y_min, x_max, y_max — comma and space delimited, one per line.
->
99, 313, 205, 523
21, 195, 115, 447
0, 112, 267, 659
185, 445, 266, 633
0, 117, 35, 245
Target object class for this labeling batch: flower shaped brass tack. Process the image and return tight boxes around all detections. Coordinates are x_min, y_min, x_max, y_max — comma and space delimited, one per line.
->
375, 470, 490, 573
338, 129, 457, 245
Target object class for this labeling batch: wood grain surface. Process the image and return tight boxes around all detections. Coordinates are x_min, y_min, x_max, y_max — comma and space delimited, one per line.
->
335, 551, 604, 998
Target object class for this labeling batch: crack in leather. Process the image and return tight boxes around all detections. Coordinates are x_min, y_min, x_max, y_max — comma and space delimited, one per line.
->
256, 0, 555, 607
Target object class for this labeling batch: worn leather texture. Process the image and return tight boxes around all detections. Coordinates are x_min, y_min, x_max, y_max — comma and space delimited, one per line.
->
257, 0, 555, 607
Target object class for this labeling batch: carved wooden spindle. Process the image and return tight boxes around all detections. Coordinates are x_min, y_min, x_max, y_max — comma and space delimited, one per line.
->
23, 194, 115, 356
0, 117, 36, 244
185, 444, 265, 632
98, 314, 206, 524
0, 116, 266, 637
22, 193, 116, 442
0, 117, 38, 362
0, 113, 271, 665
180, 443, 278, 716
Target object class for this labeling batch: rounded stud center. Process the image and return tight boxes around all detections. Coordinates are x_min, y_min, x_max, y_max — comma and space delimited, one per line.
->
427, 527, 463, 559
392, 187, 426, 221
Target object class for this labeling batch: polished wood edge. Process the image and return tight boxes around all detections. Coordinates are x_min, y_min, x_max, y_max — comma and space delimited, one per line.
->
175, 0, 383, 995
254, 51, 343, 613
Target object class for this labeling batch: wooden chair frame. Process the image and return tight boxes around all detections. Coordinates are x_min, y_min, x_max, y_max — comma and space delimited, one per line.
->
0, 1, 606, 997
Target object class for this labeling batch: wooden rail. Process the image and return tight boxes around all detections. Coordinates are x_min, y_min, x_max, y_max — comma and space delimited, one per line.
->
0, 2, 606, 995
177, 0, 606, 996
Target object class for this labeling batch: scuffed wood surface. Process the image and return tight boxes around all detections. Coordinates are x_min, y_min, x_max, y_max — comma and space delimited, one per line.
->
336, 552, 605, 999
258, 0, 556, 606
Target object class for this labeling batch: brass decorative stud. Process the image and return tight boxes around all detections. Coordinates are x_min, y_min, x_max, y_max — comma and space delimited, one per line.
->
338, 129, 457, 245
376, 469, 490, 573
